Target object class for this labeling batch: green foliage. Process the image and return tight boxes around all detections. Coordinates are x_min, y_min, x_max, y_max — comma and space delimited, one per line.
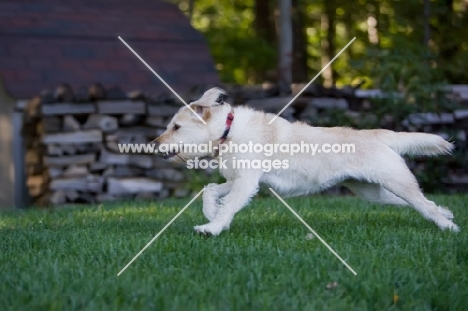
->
170, 0, 277, 84
169, 0, 468, 86
1, 195, 467, 309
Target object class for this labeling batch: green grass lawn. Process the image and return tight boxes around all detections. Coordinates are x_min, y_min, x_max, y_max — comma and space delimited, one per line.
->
1, 194, 467, 310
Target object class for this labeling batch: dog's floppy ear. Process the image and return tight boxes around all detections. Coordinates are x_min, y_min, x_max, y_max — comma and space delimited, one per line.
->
190, 105, 212, 122
215, 92, 228, 105
191, 87, 229, 108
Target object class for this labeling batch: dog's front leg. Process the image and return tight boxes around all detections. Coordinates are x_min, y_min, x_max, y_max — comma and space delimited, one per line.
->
195, 176, 260, 236
202, 182, 233, 221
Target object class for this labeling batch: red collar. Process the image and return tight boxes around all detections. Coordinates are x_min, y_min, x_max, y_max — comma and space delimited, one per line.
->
214, 112, 234, 156
219, 112, 234, 144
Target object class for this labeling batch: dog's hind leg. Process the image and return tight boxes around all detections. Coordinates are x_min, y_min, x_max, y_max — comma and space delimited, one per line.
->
343, 180, 455, 220
343, 181, 408, 206
376, 168, 459, 231
202, 182, 233, 221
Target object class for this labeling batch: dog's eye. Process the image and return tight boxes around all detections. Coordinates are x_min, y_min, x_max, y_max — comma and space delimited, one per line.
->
173, 124, 181, 131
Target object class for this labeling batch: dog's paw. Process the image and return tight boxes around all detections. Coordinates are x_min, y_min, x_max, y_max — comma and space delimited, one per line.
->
437, 206, 454, 220
438, 219, 460, 233
194, 223, 226, 236
448, 222, 460, 233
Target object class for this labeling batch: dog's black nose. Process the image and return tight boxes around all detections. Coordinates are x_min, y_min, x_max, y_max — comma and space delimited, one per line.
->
151, 138, 163, 155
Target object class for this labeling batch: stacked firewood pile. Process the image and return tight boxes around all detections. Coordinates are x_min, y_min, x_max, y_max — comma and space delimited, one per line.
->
22, 83, 468, 206
22, 84, 189, 206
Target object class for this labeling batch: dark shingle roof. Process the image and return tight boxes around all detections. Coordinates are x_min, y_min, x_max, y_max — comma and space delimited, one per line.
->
0, 0, 219, 98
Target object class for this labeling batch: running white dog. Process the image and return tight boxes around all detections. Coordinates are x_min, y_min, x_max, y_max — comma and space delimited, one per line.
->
155, 87, 459, 236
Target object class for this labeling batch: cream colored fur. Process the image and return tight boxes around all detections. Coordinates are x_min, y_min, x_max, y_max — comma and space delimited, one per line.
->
155, 88, 459, 236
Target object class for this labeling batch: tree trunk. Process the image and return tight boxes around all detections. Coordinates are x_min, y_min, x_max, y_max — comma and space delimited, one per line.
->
343, 5, 354, 60
254, 0, 275, 43
437, 0, 457, 59
291, 0, 308, 82
188, 0, 195, 21
321, 0, 335, 87
423, 0, 431, 47
278, 0, 293, 94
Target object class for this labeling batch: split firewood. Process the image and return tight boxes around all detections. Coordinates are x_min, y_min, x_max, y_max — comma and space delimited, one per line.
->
87, 175, 104, 193
147, 103, 180, 117
41, 103, 96, 116
107, 177, 163, 195
114, 165, 145, 177
42, 117, 62, 133
46, 144, 63, 156
120, 113, 143, 126
106, 127, 155, 144
102, 166, 115, 177
129, 154, 154, 169
145, 116, 166, 128
50, 190, 67, 205
89, 162, 108, 172
99, 149, 130, 166
44, 154, 95, 166
61, 143, 77, 155
65, 190, 79, 202
23, 97, 41, 123
27, 175, 46, 197
74, 142, 103, 153
99, 149, 153, 168
48, 167, 63, 178
83, 114, 118, 133
116, 133, 147, 144
62, 165, 89, 177
43, 129, 102, 144
50, 177, 88, 191
105, 141, 120, 153
49, 175, 102, 192
25, 149, 40, 165
36, 122, 45, 136
27, 164, 44, 176
97, 100, 146, 114
103, 165, 144, 177
63, 115, 81, 132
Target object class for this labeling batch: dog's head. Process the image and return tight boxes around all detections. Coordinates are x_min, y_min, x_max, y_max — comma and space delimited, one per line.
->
154, 87, 231, 163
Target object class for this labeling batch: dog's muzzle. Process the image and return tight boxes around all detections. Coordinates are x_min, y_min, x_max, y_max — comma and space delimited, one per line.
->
151, 139, 177, 159
162, 152, 178, 159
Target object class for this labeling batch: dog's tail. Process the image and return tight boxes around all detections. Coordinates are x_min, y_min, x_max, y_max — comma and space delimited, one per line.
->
377, 131, 454, 156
